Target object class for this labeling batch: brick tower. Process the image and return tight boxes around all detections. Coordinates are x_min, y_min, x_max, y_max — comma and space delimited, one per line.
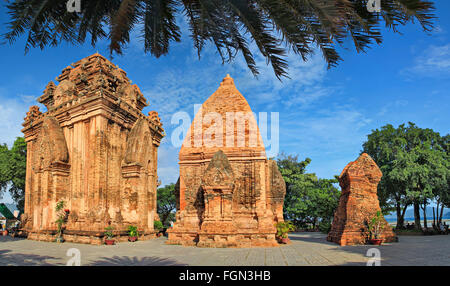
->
21, 53, 164, 244
166, 75, 286, 247
327, 153, 397, 245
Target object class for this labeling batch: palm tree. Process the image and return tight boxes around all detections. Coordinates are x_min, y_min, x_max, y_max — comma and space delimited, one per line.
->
3, 0, 435, 79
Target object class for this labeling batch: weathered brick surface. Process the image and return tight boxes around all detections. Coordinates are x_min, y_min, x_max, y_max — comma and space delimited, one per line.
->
327, 153, 397, 246
167, 75, 286, 247
21, 53, 164, 244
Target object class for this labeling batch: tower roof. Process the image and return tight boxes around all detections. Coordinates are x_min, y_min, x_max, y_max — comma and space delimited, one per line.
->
339, 153, 382, 187
37, 53, 148, 111
180, 75, 266, 161
22, 53, 164, 137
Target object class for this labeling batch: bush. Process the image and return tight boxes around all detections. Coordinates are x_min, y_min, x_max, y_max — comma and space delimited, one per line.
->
275, 221, 295, 238
319, 221, 332, 234
154, 220, 163, 231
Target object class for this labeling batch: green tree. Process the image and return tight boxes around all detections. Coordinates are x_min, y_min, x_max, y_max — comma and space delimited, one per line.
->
3, 0, 435, 79
157, 183, 176, 227
312, 178, 340, 226
0, 137, 27, 213
429, 134, 450, 225
277, 153, 340, 229
363, 122, 449, 230
9, 137, 27, 212
0, 144, 11, 196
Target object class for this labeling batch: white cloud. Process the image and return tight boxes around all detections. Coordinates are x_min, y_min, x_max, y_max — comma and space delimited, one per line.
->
403, 44, 450, 78
0, 99, 29, 147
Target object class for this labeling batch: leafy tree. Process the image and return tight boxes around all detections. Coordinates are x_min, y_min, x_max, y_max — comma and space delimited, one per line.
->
0, 144, 11, 196
0, 137, 27, 213
363, 122, 449, 230
157, 183, 176, 227
9, 137, 27, 212
431, 134, 450, 225
3, 0, 435, 79
277, 153, 340, 229
312, 178, 341, 225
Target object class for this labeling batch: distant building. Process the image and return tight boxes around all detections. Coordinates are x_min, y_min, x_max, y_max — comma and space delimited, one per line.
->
0, 203, 18, 229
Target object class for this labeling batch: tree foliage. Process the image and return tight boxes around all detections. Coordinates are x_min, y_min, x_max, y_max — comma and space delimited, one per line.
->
3, 0, 435, 79
362, 122, 449, 229
156, 183, 176, 227
0, 137, 27, 212
277, 153, 340, 230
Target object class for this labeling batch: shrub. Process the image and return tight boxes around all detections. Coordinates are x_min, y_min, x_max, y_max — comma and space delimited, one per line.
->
319, 221, 332, 234
127, 225, 139, 237
154, 220, 163, 231
275, 221, 295, 238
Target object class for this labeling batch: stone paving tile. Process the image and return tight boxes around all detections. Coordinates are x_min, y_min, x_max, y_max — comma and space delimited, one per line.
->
0, 232, 449, 266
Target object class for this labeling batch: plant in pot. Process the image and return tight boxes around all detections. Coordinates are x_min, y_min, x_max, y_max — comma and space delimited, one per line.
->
127, 225, 139, 242
104, 226, 115, 245
55, 200, 67, 243
154, 220, 163, 237
368, 211, 385, 245
275, 221, 295, 244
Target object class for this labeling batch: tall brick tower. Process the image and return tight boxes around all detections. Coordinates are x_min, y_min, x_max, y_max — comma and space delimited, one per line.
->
21, 53, 164, 244
166, 75, 286, 247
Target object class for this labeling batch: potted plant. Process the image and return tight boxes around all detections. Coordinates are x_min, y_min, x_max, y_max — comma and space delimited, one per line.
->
127, 225, 139, 242
154, 220, 163, 237
55, 200, 67, 243
368, 211, 385, 245
104, 226, 115, 245
275, 221, 295, 244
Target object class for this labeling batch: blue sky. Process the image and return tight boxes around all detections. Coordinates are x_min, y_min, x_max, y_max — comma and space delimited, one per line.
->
0, 2, 449, 205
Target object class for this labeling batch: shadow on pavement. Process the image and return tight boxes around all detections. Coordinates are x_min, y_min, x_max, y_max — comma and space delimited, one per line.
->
289, 232, 450, 266
89, 255, 187, 266
0, 236, 26, 243
0, 249, 62, 266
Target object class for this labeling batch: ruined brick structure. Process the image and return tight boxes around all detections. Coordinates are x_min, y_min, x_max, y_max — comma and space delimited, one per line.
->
166, 75, 286, 247
21, 53, 164, 244
327, 153, 397, 246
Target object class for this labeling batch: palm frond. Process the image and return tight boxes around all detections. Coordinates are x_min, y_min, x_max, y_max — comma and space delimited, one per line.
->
2, 0, 436, 80
142, 0, 181, 57
109, 0, 141, 55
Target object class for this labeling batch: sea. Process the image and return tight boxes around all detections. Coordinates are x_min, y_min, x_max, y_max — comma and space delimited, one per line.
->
386, 217, 450, 227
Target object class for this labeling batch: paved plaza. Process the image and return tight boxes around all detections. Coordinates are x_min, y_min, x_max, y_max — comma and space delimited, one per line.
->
0, 232, 449, 266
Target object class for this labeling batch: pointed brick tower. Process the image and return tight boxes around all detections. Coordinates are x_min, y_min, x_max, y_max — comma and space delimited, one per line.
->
167, 75, 286, 247
21, 53, 164, 244
327, 153, 397, 245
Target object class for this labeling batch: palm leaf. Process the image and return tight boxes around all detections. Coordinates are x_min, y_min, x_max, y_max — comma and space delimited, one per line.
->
2, 0, 436, 80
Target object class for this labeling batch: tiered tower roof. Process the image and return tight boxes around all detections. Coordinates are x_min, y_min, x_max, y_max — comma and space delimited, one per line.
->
180, 74, 265, 161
